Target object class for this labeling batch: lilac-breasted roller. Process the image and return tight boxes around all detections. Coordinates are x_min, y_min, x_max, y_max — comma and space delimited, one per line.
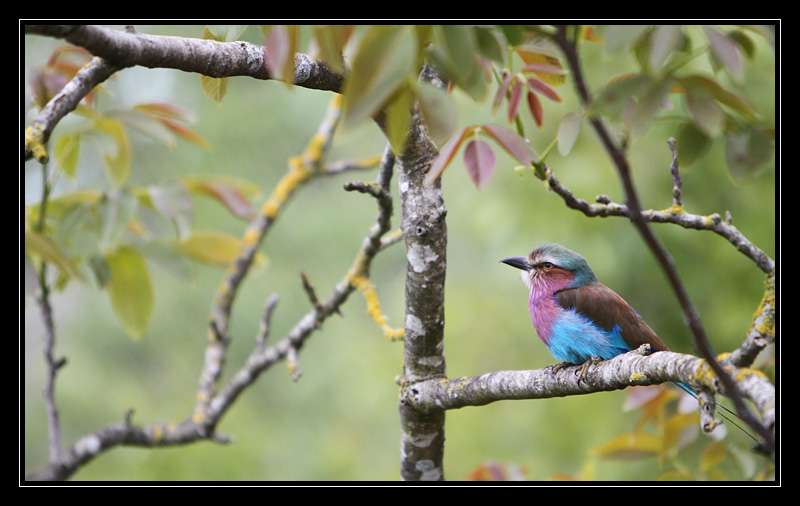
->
501, 243, 752, 439
501, 243, 667, 367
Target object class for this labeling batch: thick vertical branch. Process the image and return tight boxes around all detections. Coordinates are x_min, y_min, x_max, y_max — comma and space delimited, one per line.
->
398, 67, 448, 481
553, 26, 774, 453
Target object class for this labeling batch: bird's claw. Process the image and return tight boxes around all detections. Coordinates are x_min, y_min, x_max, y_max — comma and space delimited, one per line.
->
546, 362, 574, 375
576, 356, 603, 383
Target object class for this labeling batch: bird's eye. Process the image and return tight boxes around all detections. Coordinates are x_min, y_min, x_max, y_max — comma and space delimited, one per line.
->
542, 262, 554, 270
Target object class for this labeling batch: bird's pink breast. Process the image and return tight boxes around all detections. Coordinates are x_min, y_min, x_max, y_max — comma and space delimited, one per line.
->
527, 273, 573, 344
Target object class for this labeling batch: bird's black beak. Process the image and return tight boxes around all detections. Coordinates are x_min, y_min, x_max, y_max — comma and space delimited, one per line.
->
500, 256, 531, 271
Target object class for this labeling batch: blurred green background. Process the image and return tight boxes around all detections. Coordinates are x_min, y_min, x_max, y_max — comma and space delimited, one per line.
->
24, 25, 775, 481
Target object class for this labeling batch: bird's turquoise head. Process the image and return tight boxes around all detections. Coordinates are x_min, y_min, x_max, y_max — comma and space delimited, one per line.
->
501, 243, 597, 291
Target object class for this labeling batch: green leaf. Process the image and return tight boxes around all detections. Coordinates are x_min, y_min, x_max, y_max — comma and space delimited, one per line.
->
342, 26, 417, 127
148, 182, 193, 240
590, 73, 652, 118
650, 25, 682, 71
384, 85, 414, 155
679, 75, 757, 120
728, 30, 755, 59
705, 27, 744, 83
88, 254, 111, 288
686, 86, 724, 137
99, 191, 138, 252
676, 122, 712, 167
416, 81, 458, 148
557, 112, 582, 156
435, 26, 487, 100
93, 117, 131, 187
26, 231, 84, 281
633, 28, 655, 74
603, 25, 649, 53
54, 134, 80, 178
200, 75, 228, 103
499, 25, 525, 46
626, 78, 673, 135
179, 231, 251, 267
106, 246, 154, 339
592, 432, 661, 460
726, 127, 774, 180
475, 26, 505, 64
138, 240, 193, 281
312, 25, 352, 74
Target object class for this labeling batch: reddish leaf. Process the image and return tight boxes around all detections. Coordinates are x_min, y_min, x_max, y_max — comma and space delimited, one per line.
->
522, 63, 566, 75
47, 45, 92, 66
191, 181, 255, 220
515, 49, 565, 86
527, 78, 561, 102
134, 102, 193, 122
492, 71, 511, 114
481, 124, 536, 165
424, 127, 471, 186
159, 118, 209, 149
463, 139, 496, 189
507, 78, 522, 122
527, 91, 543, 127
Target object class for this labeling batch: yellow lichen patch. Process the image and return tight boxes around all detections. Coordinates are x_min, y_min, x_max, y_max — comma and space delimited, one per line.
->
330, 94, 343, 110
735, 368, 768, 381
304, 133, 327, 163
716, 352, 732, 363
25, 125, 49, 163
192, 411, 205, 425
752, 273, 776, 338
668, 204, 684, 215
196, 390, 209, 402
629, 371, 645, 382
151, 424, 164, 442
260, 159, 311, 219
693, 360, 716, 388
350, 274, 405, 341
242, 227, 259, 246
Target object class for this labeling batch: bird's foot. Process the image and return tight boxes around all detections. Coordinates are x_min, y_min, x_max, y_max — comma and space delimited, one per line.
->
576, 356, 603, 383
546, 362, 574, 375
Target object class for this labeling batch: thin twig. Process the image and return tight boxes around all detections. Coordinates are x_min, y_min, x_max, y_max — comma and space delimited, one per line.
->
667, 137, 682, 208
33, 162, 63, 466
256, 294, 279, 349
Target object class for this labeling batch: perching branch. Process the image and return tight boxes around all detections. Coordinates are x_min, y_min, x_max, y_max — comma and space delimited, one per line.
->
553, 26, 774, 455
398, 65, 448, 481
401, 347, 775, 435
25, 56, 117, 162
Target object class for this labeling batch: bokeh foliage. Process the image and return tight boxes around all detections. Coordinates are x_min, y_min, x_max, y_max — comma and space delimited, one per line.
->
24, 25, 775, 480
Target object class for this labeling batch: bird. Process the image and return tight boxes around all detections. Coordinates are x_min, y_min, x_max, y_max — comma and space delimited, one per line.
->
501, 242, 753, 439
